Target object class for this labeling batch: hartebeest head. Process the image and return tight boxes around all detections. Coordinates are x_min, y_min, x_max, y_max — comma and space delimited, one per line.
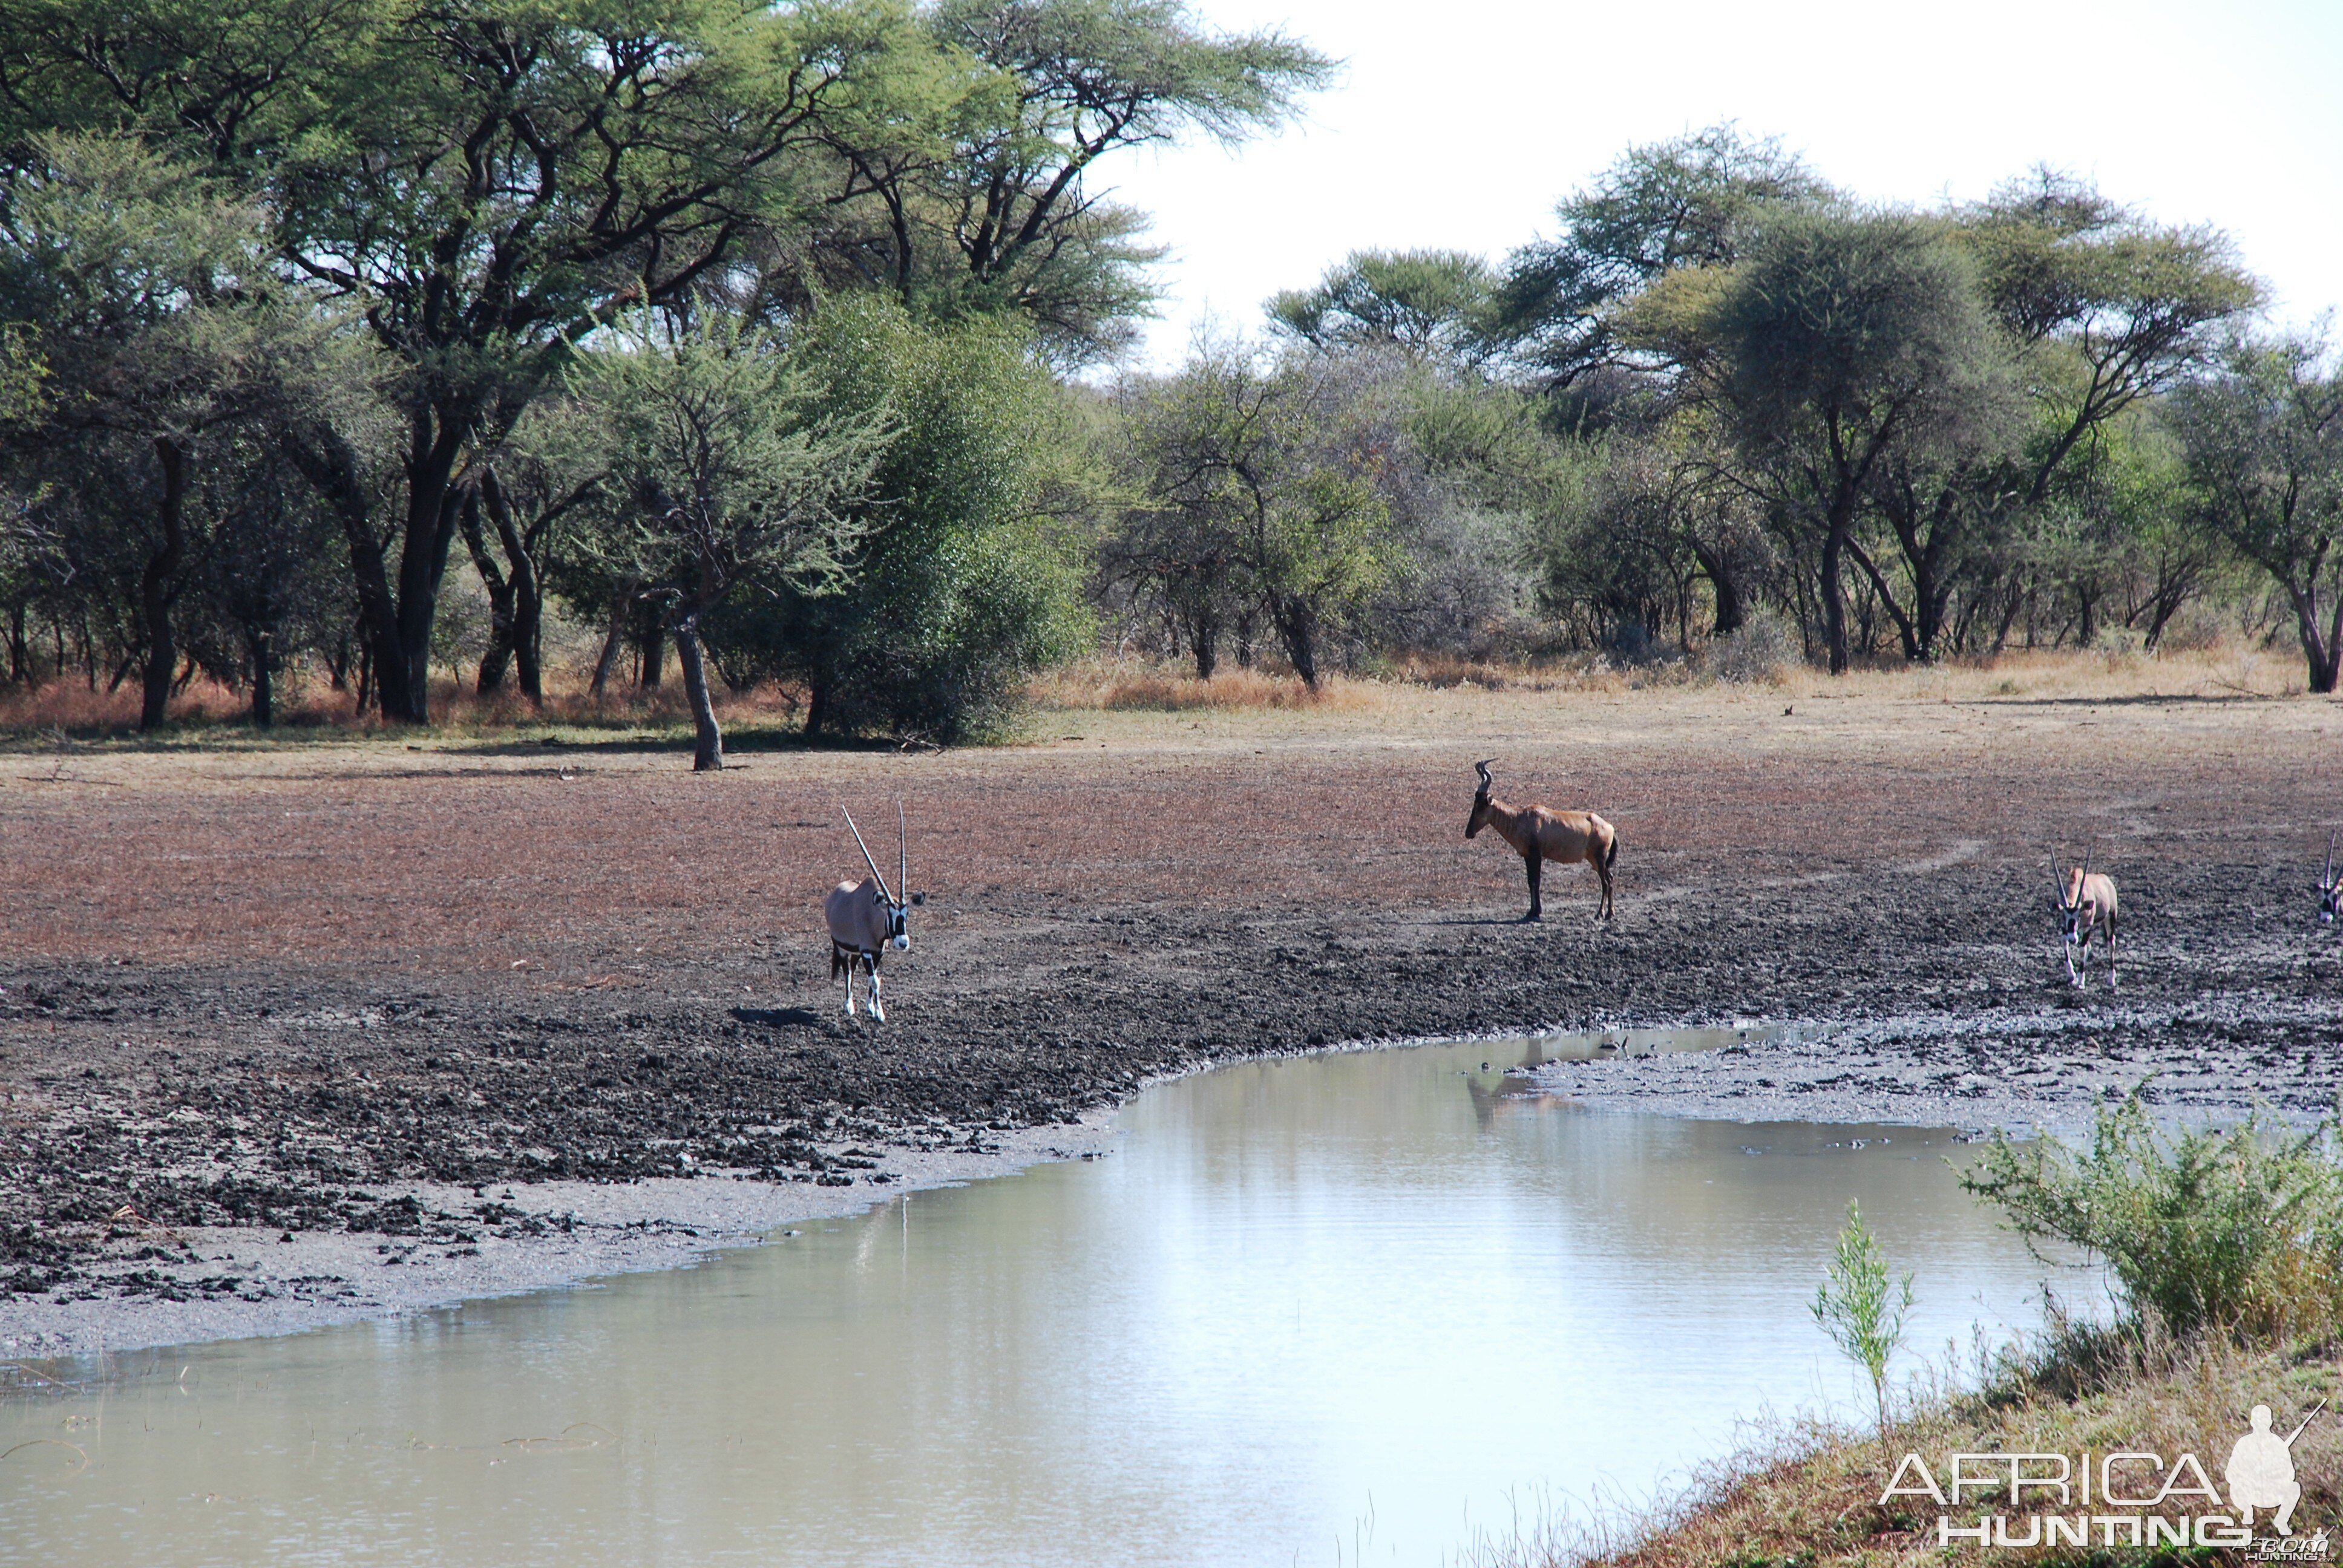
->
843, 803, 924, 950
2321, 831, 2341, 926
1466, 759, 1496, 839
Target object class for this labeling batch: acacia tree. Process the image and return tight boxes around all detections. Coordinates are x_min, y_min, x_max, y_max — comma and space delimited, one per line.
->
2169, 337, 2343, 692
3, 0, 891, 721
1267, 249, 1498, 366
1119, 341, 1399, 688
1708, 211, 2004, 673
1845, 176, 2258, 661
1495, 124, 1829, 391
0, 131, 338, 727
917, 0, 1328, 361
573, 312, 888, 769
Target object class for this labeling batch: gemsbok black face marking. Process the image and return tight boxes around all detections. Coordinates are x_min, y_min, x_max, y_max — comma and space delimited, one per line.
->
825, 804, 919, 1021
2319, 831, 2341, 926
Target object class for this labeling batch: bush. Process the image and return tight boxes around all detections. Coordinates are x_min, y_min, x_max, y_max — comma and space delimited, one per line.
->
1705, 612, 1800, 684
703, 296, 1092, 744
1961, 1094, 2343, 1341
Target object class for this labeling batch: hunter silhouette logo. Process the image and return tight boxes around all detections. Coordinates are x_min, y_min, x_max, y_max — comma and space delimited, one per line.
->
1883, 1399, 2329, 1552
2230, 1401, 2322, 1537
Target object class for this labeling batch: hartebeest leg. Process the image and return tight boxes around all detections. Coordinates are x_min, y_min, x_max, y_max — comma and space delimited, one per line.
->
1524, 852, 1543, 922
1595, 856, 1614, 921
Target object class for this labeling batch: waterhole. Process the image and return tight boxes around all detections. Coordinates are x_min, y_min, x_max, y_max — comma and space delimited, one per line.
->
0, 1031, 2056, 1566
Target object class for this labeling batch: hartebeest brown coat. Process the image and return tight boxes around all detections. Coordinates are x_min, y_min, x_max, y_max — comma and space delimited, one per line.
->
1466, 760, 1617, 922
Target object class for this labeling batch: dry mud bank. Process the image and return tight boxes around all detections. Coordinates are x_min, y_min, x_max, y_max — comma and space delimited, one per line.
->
4, 677, 2341, 1354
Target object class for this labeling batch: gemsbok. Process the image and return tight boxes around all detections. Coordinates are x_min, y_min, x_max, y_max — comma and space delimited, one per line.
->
2051, 846, 2118, 988
825, 805, 922, 1021
2320, 832, 2341, 926
1466, 760, 1618, 922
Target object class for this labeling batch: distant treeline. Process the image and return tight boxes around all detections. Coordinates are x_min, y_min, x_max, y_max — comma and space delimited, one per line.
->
1, 4, 2336, 758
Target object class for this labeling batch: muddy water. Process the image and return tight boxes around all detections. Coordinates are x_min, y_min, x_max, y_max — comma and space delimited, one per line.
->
1, 1033, 2056, 1567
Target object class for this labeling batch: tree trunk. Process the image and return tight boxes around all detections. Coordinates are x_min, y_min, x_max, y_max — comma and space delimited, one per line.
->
249, 628, 275, 727
480, 471, 543, 703
1269, 594, 1320, 690
1846, 537, 1921, 662
672, 615, 724, 771
389, 404, 471, 723
461, 485, 517, 694
1818, 521, 1852, 676
589, 580, 633, 699
288, 428, 412, 720
139, 437, 188, 731
474, 468, 544, 704
2290, 582, 2343, 695
1188, 604, 1219, 681
637, 621, 664, 688
804, 678, 829, 739
1689, 537, 1745, 639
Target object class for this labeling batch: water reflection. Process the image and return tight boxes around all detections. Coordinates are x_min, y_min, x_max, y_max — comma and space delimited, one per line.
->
1, 1033, 2046, 1568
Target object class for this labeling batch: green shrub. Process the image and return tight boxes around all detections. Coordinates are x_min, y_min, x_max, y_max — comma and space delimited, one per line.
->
1961, 1094, 2343, 1341
706, 295, 1092, 745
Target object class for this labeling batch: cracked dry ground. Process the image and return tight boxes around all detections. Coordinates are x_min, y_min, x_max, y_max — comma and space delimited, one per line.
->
4, 682, 2341, 1295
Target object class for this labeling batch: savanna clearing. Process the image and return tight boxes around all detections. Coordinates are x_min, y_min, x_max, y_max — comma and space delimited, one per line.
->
2, 653, 2341, 1344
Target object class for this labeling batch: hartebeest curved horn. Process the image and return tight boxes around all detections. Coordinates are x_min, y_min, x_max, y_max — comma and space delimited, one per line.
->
842, 806, 893, 904
1474, 759, 1494, 794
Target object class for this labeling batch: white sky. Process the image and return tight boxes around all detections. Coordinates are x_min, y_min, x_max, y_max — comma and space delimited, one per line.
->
1100, 0, 2343, 371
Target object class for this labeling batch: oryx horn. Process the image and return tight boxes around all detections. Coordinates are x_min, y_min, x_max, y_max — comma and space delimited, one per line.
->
897, 802, 906, 902
2051, 848, 2067, 906
842, 806, 893, 904
2326, 829, 2336, 888
2081, 844, 2094, 887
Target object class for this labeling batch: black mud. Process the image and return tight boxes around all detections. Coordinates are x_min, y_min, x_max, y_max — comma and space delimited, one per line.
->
5, 852, 2342, 1302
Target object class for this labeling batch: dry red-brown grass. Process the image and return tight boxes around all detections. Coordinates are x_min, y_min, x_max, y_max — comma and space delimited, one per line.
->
0, 671, 822, 738
1, 670, 2337, 985
1029, 658, 1380, 711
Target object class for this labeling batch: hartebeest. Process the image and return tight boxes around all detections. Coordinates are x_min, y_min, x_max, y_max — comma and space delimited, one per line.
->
1466, 760, 1618, 922
825, 805, 922, 1021
2051, 846, 2118, 988
2320, 832, 2341, 926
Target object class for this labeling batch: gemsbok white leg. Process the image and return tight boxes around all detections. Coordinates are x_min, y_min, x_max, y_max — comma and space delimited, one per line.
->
869, 969, 886, 1023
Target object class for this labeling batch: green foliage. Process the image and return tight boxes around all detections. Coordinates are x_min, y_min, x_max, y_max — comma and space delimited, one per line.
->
568, 310, 890, 612
1267, 249, 1499, 364
706, 295, 1090, 742
811, 0, 1335, 366
1810, 1199, 1914, 1446
1112, 338, 1404, 687
1961, 1096, 2343, 1341
1715, 211, 2004, 450
0, 130, 356, 724
2166, 335, 2343, 690
1495, 123, 1829, 388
